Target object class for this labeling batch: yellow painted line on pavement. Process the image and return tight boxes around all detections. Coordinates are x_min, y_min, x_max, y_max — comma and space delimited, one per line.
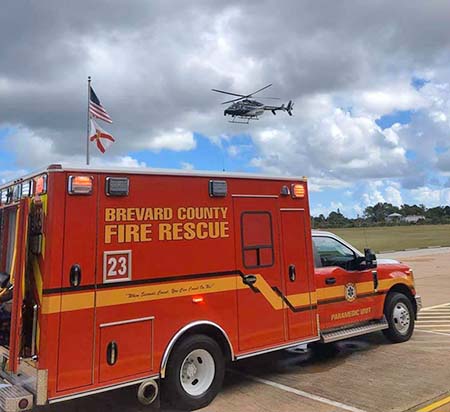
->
417, 394, 450, 412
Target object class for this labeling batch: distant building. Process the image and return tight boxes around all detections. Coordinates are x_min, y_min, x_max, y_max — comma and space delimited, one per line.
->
386, 213, 402, 222
403, 215, 425, 224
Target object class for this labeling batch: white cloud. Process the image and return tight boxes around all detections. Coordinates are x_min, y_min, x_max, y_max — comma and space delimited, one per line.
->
357, 84, 427, 117
180, 161, 194, 170
409, 186, 450, 206
93, 156, 148, 168
227, 145, 240, 157
144, 128, 196, 152
385, 184, 403, 206
4, 127, 148, 172
249, 98, 408, 189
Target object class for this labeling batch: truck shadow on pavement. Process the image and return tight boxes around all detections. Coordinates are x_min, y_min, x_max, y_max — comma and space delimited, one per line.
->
227, 332, 386, 379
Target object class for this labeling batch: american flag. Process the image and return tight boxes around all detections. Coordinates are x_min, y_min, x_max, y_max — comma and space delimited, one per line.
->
89, 86, 112, 123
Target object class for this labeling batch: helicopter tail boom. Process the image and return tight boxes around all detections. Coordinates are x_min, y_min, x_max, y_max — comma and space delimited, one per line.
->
265, 100, 294, 116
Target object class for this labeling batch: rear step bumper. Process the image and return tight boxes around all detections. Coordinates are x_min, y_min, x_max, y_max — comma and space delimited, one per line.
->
321, 318, 388, 343
0, 384, 32, 412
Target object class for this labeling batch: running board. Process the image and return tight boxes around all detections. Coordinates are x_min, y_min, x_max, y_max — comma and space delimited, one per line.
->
0, 384, 33, 412
321, 319, 388, 343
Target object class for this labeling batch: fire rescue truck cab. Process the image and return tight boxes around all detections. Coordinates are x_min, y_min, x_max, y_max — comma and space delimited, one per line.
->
0, 165, 420, 411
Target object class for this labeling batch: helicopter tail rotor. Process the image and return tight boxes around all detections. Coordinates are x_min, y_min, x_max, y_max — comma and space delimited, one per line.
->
286, 100, 294, 116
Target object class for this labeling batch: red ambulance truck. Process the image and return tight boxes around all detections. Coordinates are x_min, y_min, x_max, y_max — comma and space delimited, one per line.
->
0, 165, 420, 411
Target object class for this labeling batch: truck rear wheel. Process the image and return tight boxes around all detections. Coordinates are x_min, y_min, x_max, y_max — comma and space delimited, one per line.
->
162, 334, 225, 410
383, 292, 415, 343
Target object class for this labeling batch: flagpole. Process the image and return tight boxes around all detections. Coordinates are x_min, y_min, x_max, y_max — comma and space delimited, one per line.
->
86, 76, 91, 165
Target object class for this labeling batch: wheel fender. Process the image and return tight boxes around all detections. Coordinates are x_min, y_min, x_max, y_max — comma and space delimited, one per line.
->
384, 283, 417, 318
160, 321, 234, 378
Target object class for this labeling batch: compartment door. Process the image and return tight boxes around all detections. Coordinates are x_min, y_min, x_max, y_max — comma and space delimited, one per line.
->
279, 209, 317, 341
8, 200, 29, 373
233, 197, 285, 352
99, 317, 153, 383
57, 176, 98, 391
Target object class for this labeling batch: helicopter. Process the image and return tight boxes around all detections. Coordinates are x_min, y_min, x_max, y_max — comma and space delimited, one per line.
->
212, 84, 294, 124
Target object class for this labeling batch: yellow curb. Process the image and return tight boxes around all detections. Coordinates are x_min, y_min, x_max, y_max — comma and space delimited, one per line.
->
418, 395, 450, 412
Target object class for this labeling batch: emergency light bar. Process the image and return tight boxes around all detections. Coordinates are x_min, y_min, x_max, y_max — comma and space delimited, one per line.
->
68, 175, 93, 195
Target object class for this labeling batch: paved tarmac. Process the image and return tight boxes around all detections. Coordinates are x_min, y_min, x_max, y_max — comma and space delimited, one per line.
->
36, 248, 450, 412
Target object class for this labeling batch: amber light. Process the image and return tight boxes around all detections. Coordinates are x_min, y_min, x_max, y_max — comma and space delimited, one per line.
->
69, 175, 93, 195
291, 184, 305, 198
35, 175, 47, 195
192, 296, 204, 304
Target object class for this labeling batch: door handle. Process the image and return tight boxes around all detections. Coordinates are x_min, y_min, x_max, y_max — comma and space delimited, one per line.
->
372, 270, 378, 291
70, 264, 82, 287
325, 277, 336, 285
242, 274, 257, 286
288, 264, 296, 282
107, 341, 118, 366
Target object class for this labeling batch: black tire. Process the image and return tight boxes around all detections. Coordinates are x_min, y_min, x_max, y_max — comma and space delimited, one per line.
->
162, 334, 225, 410
382, 292, 415, 343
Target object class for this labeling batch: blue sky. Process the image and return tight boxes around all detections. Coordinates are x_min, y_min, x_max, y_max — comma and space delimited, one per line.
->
2, 2, 450, 217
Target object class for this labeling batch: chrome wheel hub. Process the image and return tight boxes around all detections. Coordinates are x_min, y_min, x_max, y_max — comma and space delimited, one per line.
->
180, 349, 215, 396
393, 302, 410, 334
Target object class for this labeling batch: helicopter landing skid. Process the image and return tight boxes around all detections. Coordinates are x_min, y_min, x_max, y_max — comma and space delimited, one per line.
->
229, 116, 259, 124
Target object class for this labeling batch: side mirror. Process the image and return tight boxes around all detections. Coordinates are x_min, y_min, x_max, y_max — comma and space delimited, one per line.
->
364, 248, 377, 269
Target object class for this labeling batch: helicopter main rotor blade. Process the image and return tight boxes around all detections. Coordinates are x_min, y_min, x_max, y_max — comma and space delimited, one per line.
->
211, 89, 246, 98
221, 96, 246, 104
247, 83, 272, 97
221, 95, 280, 105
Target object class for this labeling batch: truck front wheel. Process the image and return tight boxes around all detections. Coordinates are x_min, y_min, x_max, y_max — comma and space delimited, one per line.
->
162, 334, 225, 410
383, 292, 415, 343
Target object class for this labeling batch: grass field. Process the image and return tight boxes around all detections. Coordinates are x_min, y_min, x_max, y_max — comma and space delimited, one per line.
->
325, 224, 450, 253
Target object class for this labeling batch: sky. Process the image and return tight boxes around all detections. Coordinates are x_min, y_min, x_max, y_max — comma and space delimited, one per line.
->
2, 1, 450, 217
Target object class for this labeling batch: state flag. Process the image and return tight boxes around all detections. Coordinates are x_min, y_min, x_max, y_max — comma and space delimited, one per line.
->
89, 119, 115, 154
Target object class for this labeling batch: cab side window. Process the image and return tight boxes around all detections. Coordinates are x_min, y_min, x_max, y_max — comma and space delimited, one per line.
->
312, 236, 356, 270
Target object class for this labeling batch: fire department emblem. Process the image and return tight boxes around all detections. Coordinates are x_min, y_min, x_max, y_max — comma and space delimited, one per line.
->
345, 283, 357, 302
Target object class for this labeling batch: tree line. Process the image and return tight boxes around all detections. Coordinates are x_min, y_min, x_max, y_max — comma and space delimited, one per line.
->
312, 202, 450, 229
